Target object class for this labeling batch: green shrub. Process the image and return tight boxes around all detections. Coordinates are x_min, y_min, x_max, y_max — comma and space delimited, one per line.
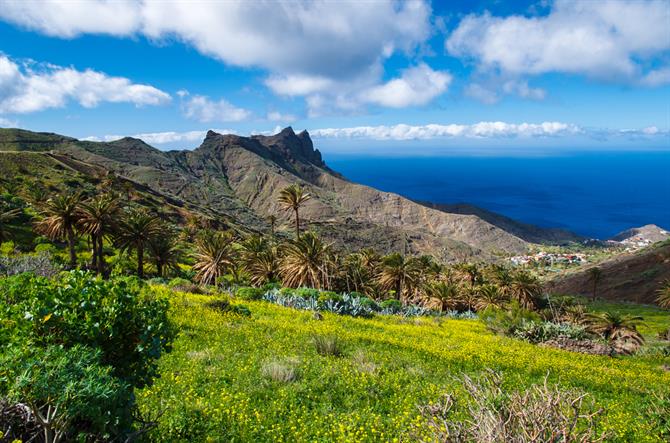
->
480, 302, 541, 336
359, 297, 380, 311
295, 287, 321, 299
0, 344, 132, 442
0, 271, 174, 388
168, 277, 201, 294
380, 299, 402, 313
317, 292, 344, 307
279, 287, 295, 297
513, 321, 589, 343
235, 286, 264, 300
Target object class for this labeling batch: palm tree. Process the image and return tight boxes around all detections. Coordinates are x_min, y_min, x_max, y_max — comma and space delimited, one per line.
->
115, 208, 162, 278
240, 235, 279, 286
192, 230, 236, 286
77, 194, 120, 275
268, 214, 277, 237
148, 231, 182, 278
277, 184, 310, 239
588, 267, 603, 301
510, 271, 542, 310
475, 284, 507, 311
585, 311, 645, 354
457, 263, 482, 289
378, 253, 420, 301
280, 231, 330, 289
0, 207, 21, 243
35, 192, 83, 268
656, 280, 670, 309
426, 281, 461, 312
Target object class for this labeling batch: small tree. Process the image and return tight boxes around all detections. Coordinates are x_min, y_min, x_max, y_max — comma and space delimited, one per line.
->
588, 267, 603, 302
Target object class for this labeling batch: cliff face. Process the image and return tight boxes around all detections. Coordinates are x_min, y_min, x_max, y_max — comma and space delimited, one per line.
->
0, 126, 581, 260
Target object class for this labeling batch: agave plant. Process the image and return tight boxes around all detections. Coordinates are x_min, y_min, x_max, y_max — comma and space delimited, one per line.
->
114, 208, 162, 278
585, 311, 645, 354
280, 231, 330, 289
277, 184, 311, 239
656, 280, 670, 309
35, 192, 83, 268
192, 230, 237, 286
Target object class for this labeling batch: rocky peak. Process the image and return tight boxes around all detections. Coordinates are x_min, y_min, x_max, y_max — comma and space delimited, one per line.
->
254, 127, 325, 167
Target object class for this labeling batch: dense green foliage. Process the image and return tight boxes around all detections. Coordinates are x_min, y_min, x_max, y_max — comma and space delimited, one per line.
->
0, 272, 174, 441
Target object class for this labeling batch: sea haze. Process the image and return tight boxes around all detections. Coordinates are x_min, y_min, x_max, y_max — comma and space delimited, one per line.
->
324, 150, 670, 239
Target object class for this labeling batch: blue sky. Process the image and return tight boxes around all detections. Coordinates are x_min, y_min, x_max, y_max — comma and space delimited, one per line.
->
0, 0, 668, 152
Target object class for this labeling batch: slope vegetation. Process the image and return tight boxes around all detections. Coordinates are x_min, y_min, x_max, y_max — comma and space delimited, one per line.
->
0, 127, 581, 259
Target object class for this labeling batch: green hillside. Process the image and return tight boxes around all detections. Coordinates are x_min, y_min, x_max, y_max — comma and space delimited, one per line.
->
137, 289, 670, 442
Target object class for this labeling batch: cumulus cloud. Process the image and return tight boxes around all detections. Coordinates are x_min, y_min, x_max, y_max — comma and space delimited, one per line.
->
0, 1, 430, 79
0, 54, 170, 114
267, 111, 297, 123
361, 64, 451, 108
312, 122, 582, 140
0, 1, 443, 111
83, 128, 237, 145
181, 95, 251, 123
0, 116, 17, 127
446, 0, 670, 85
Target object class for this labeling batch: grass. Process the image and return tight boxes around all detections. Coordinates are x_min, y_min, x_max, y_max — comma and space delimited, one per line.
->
137, 289, 670, 442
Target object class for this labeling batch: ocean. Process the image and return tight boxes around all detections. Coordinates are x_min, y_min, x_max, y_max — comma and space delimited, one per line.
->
324, 150, 670, 239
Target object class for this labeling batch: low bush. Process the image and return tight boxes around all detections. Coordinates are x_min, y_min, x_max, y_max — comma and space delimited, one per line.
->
480, 302, 541, 336
0, 252, 60, 278
261, 358, 299, 383
167, 277, 201, 294
513, 321, 589, 343
0, 271, 175, 441
235, 286, 264, 300
379, 299, 402, 313
295, 287, 321, 299
416, 371, 607, 442
313, 335, 344, 357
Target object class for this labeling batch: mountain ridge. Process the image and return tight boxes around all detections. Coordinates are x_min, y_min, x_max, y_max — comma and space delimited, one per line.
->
0, 126, 586, 260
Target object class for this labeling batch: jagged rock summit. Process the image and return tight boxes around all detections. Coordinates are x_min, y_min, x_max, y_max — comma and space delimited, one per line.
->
0, 126, 583, 260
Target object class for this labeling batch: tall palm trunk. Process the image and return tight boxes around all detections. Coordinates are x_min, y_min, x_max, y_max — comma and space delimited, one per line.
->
156, 261, 163, 278
66, 225, 77, 268
96, 234, 105, 276
137, 244, 144, 278
294, 208, 300, 239
90, 234, 97, 270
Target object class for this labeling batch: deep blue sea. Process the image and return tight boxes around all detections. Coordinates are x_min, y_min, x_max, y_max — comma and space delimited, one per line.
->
325, 151, 670, 239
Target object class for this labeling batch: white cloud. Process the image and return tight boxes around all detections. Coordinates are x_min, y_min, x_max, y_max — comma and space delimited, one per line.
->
465, 83, 499, 105
267, 111, 297, 123
0, 54, 170, 114
312, 122, 582, 140
0, 116, 17, 126
0, 1, 430, 80
446, 0, 670, 85
361, 63, 451, 108
83, 128, 237, 145
265, 74, 336, 97
181, 95, 251, 123
0, 1, 437, 112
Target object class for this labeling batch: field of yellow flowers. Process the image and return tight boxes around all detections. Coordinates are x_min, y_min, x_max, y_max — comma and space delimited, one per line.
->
137, 290, 670, 442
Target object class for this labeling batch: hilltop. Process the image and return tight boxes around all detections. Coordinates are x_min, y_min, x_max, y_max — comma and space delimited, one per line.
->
547, 240, 670, 304
0, 127, 586, 260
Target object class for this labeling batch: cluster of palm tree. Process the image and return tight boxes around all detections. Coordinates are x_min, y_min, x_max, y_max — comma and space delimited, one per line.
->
31, 191, 180, 278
